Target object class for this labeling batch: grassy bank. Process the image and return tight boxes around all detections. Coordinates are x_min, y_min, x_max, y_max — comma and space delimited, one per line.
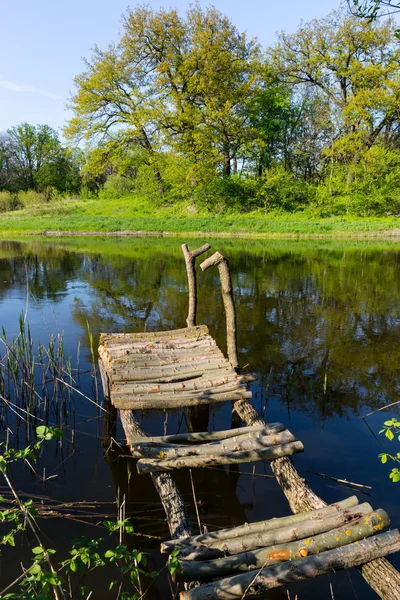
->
1, 194, 400, 238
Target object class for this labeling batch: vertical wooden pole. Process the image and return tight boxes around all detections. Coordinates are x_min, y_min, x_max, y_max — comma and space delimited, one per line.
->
181, 243, 211, 327
200, 251, 239, 370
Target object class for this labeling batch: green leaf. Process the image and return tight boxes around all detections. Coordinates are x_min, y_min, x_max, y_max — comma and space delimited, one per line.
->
29, 563, 42, 575
386, 429, 394, 441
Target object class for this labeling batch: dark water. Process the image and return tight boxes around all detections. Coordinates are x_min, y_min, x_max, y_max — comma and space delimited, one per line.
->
1, 236, 400, 599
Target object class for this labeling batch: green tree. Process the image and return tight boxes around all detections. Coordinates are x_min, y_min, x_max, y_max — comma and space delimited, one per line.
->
271, 10, 400, 160
348, 0, 400, 19
65, 5, 263, 189
0, 123, 81, 193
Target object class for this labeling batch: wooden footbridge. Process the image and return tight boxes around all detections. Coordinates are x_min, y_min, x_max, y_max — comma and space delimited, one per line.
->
99, 243, 400, 600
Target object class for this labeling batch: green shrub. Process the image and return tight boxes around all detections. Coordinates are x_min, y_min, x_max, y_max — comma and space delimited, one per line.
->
317, 146, 400, 216
257, 167, 314, 212
99, 175, 136, 199
19, 189, 49, 207
0, 191, 20, 212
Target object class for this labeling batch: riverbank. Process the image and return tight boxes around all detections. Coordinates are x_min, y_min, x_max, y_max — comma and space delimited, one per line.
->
2, 195, 400, 238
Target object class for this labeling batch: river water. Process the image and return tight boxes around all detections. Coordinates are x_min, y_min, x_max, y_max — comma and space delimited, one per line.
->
0, 236, 400, 599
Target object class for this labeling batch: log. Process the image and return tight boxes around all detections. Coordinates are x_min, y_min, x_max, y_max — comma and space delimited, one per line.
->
182, 243, 211, 327
161, 496, 359, 553
129, 423, 284, 445
111, 358, 230, 380
100, 325, 208, 343
179, 529, 400, 600
131, 430, 296, 459
136, 440, 304, 474
130, 426, 286, 456
173, 503, 372, 556
112, 372, 243, 392
112, 389, 253, 410
99, 358, 193, 540
174, 508, 390, 581
200, 252, 238, 370
232, 399, 400, 599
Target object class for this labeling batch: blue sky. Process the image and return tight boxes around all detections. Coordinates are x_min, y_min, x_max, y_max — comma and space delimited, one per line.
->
0, 0, 343, 136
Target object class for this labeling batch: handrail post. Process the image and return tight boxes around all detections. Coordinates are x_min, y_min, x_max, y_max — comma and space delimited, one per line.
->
181, 243, 211, 327
200, 251, 239, 370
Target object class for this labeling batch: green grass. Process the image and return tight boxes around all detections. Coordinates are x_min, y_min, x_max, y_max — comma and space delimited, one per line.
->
1, 194, 400, 237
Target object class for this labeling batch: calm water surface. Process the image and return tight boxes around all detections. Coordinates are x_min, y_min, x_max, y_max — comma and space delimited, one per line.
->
1, 236, 400, 599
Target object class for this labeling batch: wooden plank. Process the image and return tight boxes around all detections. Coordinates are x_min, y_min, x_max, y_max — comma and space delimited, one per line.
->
136, 440, 304, 473
161, 496, 360, 553
179, 530, 400, 600
131, 430, 297, 459
113, 389, 253, 410
100, 325, 209, 344
128, 423, 285, 445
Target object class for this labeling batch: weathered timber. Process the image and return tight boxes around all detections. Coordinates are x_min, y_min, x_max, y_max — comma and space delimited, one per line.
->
130, 426, 286, 455
173, 503, 372, 556
174, 508, 390, 581
182, 243, 211, 327
131, 430, 296, 459
111, 373, 244, 393
111, 359, 231, 380
161, 496, 359, 553
112, 389, 252, 410
99, 358, 193, 540
200, 252, 238, 370
100, 325, 208, 343
232, 399, 400, 599
179, 529, 400, 600
136, 440, 304, 473
129, 423, 284, 445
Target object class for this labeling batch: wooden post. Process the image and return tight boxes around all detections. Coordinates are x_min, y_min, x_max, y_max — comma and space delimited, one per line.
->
181, 243, 211, 327
200, 252, 239, 370
99, 358, 193, 540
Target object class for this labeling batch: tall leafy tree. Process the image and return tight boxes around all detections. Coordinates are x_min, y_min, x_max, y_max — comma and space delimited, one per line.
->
0, 123, 81, 192
65, 5, 263, 183
271, 10, 400, 160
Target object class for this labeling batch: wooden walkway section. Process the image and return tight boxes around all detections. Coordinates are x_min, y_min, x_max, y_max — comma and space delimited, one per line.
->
98, 242, 400, 600
98, 325, 251, 410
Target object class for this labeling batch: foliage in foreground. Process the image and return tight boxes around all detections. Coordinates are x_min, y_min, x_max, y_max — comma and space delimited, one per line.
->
0, 426, 179, 599
379, 418, 400, 482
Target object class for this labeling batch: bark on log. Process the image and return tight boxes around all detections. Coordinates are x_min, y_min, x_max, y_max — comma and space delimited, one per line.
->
112, 373, 243, 392
112, 359, 230, 380
129, 423, 284, 445
100, 325, 208, 344
182, 243, 211, 327
200, 252, 239, 370
112, 389, 252, 410
161, 496, 359, 553
174, 503, 372, 556
99, 358, 193, 540
175, 508, 390, 581
232, 399, 400, 599
136, 440, 304, 473
179, 529, 400, 600
131, 430, 296, 459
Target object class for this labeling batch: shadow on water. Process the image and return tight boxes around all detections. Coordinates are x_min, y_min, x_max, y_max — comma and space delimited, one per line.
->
1, 236, 400, 598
